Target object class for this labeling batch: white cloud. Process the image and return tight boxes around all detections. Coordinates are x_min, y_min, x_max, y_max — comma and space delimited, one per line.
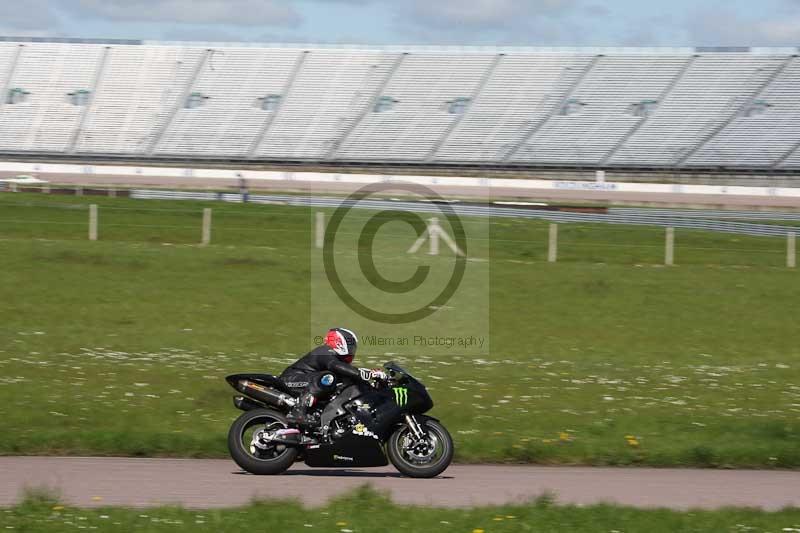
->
399, 0, 577, 29
406, 0, 574, 28
385, 0, 583, 44
162, 27, 244, 42
685, 4, 800, 45
757, 16, 800, 42
74, 0, 303, 28
0, 0, 62, 32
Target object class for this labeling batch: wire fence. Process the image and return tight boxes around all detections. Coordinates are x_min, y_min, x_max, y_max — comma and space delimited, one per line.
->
0, 189, 797, 268
130, 189, 800, 238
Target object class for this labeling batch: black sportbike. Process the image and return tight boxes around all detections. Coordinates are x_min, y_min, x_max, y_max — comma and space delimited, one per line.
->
225, 362, 453, 478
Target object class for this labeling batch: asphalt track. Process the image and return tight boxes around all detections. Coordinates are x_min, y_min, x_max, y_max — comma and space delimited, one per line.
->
27, 172, 800, 208
2, 457, 800, 510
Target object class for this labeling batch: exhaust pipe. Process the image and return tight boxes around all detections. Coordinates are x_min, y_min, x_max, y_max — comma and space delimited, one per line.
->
233, 396, 264, 411
237, 380, 297, 408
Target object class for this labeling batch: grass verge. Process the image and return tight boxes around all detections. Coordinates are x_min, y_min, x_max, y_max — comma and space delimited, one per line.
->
4, 486, 800, 533
0, 193, 799, 466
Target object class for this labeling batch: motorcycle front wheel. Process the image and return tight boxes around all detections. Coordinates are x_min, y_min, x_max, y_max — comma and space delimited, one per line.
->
227, 408, 298, 475
387, 417, 454, 478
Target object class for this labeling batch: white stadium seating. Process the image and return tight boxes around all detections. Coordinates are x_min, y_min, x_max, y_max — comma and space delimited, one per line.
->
156, 47, 300, 158
256, 49, 396, 161
0, 39, 798, 170
77, 46, 206, 155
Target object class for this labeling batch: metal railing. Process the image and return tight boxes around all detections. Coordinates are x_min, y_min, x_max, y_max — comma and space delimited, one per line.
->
131, 189, 800, 238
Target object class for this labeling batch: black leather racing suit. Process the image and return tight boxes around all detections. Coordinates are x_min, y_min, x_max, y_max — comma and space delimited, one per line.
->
280, 346, 368, 427
280, 345, 363, 384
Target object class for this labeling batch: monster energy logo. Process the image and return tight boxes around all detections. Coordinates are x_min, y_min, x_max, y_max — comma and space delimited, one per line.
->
393, 387, 408, 406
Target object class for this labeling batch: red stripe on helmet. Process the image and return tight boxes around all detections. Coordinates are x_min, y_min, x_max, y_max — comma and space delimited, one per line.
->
325, 330, 348, 355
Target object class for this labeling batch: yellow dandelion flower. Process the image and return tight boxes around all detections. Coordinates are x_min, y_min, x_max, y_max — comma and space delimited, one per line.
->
52, 506, 64, 511
473, 529, 485, 533
559, 432, 570, 441
336, 521, 347, 526
506, 515, 517, 519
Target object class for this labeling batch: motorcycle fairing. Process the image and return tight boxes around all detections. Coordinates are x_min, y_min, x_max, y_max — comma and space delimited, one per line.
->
319, 383, 365, 430
318, 379, 434, 441
303, 433, 388, 467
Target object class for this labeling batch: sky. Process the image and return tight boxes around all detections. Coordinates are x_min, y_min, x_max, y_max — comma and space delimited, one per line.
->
1, 0, 799, 47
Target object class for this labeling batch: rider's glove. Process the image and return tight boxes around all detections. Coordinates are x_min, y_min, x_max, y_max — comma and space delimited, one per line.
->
370, 369, 387, 382
358, 368, 387, 385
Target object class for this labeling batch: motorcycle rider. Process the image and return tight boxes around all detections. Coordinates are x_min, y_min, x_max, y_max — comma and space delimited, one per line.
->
281, 327, 386, 430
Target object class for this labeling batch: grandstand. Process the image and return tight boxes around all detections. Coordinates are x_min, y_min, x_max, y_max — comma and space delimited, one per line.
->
0, 38, 798, 173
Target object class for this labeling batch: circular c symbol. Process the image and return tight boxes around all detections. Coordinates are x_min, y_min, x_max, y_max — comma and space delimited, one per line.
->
322, 183, 468, 325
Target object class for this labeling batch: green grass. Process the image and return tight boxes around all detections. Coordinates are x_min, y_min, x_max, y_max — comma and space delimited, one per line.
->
4, 486, 800, 532
1, 193, 799, 466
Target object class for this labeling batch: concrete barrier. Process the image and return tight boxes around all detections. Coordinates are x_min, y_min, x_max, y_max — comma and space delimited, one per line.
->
3, 160, 800, 200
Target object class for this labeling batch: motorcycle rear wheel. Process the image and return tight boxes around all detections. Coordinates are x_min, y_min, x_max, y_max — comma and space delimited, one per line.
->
228, 408, 298, 475
387, 417, 453, 478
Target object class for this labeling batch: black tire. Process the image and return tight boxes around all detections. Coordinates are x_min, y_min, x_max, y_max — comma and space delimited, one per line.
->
227, 408, 298, 475
387, 417, 454, 478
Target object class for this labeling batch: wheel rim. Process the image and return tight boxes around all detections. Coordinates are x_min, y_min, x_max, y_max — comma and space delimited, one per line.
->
239, 415, 291, 462
395, 423, 449, 468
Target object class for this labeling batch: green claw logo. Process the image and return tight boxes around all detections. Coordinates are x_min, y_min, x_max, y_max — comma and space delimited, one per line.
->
393, 387, 408, 406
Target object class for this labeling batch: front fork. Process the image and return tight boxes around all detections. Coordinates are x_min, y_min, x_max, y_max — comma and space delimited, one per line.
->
404, 414, 426, 440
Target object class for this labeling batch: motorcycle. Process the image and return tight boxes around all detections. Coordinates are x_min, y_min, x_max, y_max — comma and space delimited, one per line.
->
224, 362, 453, 478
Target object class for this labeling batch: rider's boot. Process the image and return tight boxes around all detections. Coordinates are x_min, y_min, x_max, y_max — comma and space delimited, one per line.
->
286, 392, 318, 430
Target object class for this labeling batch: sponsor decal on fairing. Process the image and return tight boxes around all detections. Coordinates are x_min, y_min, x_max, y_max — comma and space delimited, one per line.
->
393, 387, 408, 406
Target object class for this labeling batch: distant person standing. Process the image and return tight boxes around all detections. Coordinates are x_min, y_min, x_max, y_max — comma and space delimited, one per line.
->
238, 176, 249, 203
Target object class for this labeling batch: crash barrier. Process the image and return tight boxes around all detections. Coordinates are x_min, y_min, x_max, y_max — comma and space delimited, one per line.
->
128, 189, 800, 238
610, 207, 800, 221
3, 160, 800, 200
5, 184, 800, 237
0, 185, 129, 197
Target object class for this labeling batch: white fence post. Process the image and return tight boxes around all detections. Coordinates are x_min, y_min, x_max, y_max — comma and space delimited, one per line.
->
201, 208, 212, 246
548, 223, 558, 263
9, 182, 17, 192
788, 232, 796, 269
665, 227, 675, 266
315, 211, 325, 249
428, 217, 440, 255
89, 204, 98, 241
